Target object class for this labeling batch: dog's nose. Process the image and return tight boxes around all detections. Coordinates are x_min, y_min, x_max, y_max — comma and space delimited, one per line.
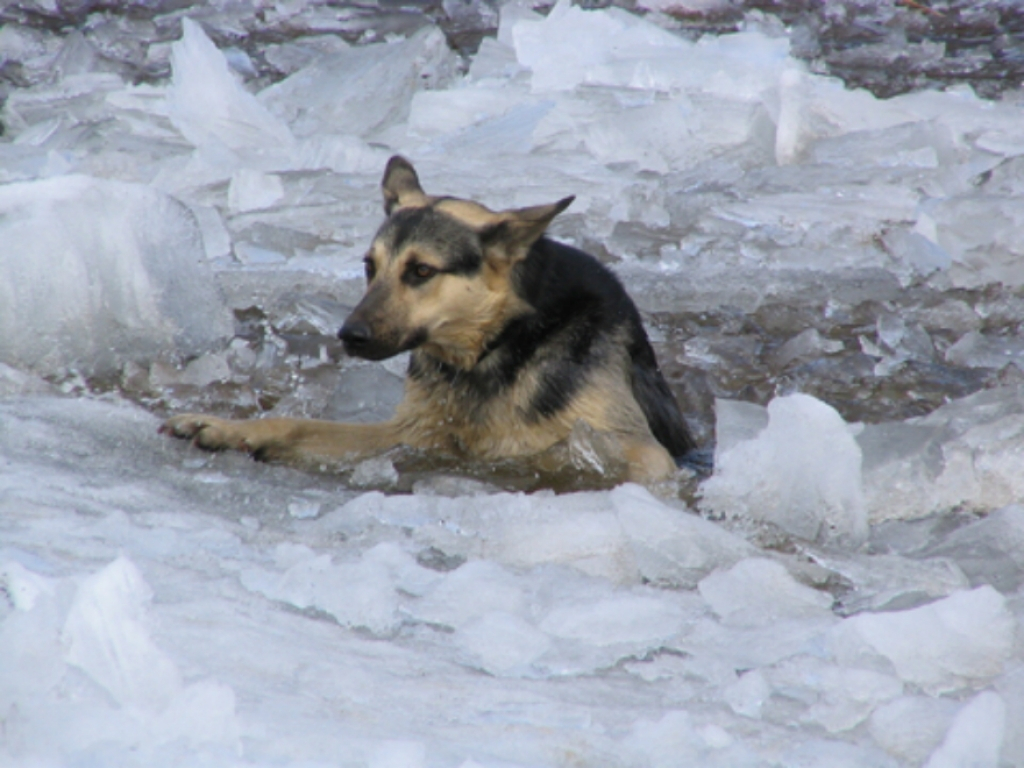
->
339, 320, 372, 348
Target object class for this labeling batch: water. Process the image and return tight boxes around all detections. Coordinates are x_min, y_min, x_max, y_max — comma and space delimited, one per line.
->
2, 1, 1024, 766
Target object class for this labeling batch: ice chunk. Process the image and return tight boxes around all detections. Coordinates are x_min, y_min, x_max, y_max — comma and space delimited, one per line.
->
513, 0, 787, 96
869, 695, 959, 764
413, 560, 526, 629
537, 593, 685, 646
167, 19, 294, 158
767, 328, 844, 369
0, 562, 65, 710
924, 195, 1024, 289
923, 691, 1005, 768
710, 398, 769, 455
859, 386, 1024, 521
767, 656, 903, 733
724, 669, 771, 719
916, 505, 1024, 593
62, 557, 183, 713
810, 550, 969, 616
227, 168, 284, 212
698, 558, 833, 629
838, 586, 1014, 695
165, 18, 292, 159
945, 330, 1024, 370
454, 612, 552, 677
610, 484, 754, 589
408, 81, 521, 139
349, 456, 400, 489
700, 394, 868, 548
259, 27, 457, 139
484, 499, 633, 582
0, 175, 232, 377
241, 543, 433, 636
680, 614, 837, 671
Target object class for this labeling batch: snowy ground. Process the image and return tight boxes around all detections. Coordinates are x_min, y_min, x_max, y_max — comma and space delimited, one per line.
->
2, 1, 1024, 766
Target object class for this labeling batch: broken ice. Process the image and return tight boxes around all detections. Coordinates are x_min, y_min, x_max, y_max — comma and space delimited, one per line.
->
2, 1, 1024, 766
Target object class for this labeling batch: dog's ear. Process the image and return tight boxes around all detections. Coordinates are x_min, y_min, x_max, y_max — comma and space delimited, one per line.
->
382, 156, 430, 214
482, 196, 575, 261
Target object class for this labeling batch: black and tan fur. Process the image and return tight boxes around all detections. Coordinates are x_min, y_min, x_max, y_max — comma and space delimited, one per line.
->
162, 157, 696, 483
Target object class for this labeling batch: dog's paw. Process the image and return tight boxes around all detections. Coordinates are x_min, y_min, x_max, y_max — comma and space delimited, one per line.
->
160, 414, 250, 452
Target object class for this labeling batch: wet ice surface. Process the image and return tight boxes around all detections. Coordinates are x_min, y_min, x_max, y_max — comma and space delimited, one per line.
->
3, 0, 1024, 765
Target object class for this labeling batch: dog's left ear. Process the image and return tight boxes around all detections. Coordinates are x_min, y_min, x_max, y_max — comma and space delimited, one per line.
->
382, 156, 430, 214
482, 196, 575, 261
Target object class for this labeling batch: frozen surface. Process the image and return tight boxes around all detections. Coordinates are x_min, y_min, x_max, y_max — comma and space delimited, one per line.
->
2, 0, 1024, 765
3, 395, 1023, 767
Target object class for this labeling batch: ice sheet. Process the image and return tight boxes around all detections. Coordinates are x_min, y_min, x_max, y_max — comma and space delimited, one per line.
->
2, 2, 1024, 765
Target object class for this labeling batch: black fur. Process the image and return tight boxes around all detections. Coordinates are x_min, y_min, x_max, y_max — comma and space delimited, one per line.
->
409, 237, 696, 459
382, 208, 483, 276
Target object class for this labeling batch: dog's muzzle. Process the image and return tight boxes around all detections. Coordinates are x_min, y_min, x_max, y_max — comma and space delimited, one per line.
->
338, 319, 377, 358
339, 319, 424, 360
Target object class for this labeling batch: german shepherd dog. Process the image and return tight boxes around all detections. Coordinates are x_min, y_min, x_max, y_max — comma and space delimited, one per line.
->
162, 157, 696, 483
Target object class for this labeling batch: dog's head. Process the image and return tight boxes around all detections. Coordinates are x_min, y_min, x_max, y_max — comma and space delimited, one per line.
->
339, 156, 574, 369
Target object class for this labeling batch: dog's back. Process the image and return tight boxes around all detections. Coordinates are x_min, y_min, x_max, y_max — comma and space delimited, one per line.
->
515, 238, 696, 459
398, 235, 696, 464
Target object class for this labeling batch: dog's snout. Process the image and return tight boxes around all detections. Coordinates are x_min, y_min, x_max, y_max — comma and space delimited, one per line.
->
339, 319, 372, 348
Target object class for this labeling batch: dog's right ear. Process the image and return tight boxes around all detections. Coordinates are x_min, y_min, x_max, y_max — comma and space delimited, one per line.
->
382, 156, 430, 215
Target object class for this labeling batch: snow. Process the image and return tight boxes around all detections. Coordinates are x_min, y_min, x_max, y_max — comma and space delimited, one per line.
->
2, 1, 1024, 765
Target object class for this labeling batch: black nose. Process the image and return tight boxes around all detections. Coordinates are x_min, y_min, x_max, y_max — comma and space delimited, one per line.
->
339, 320, 371, 348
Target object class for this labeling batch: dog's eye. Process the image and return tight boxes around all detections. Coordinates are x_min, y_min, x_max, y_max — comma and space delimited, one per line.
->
414, 263, 437, 279
363, 257, 377, 282
406, 262, 438, 285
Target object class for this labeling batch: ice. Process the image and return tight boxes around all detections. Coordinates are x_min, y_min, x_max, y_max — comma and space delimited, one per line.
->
810, 549, 969, 616
167, 18, 294, 160
612, 483, 754, 588
4, 2, 1024, 765
915, 505, 1024, 593
514, 0, 788, 96
869, 696, 960, 765
837, 586, 1015, 695
700, 394, 868, 548
698, 558, 833, 628
858, 386, 1024, 521
765, 656, 903, 733
0, 175, 232, 377
923, 691, 1006, 768
0, 388, 1021, 765
945, 330, 1024, 370
63, 556, 183, 712
258, 27, 458, 140
767, 328, 844, 369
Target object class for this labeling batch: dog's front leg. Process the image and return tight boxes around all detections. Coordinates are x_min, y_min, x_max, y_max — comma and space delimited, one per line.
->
621, 437, 678, 484
161, 414, 400, 464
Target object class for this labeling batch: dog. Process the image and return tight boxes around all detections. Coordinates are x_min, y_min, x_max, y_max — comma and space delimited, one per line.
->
162, 156, 697, 483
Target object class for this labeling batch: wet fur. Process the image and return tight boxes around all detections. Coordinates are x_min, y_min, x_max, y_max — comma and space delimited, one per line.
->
163, 157, 696, 483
